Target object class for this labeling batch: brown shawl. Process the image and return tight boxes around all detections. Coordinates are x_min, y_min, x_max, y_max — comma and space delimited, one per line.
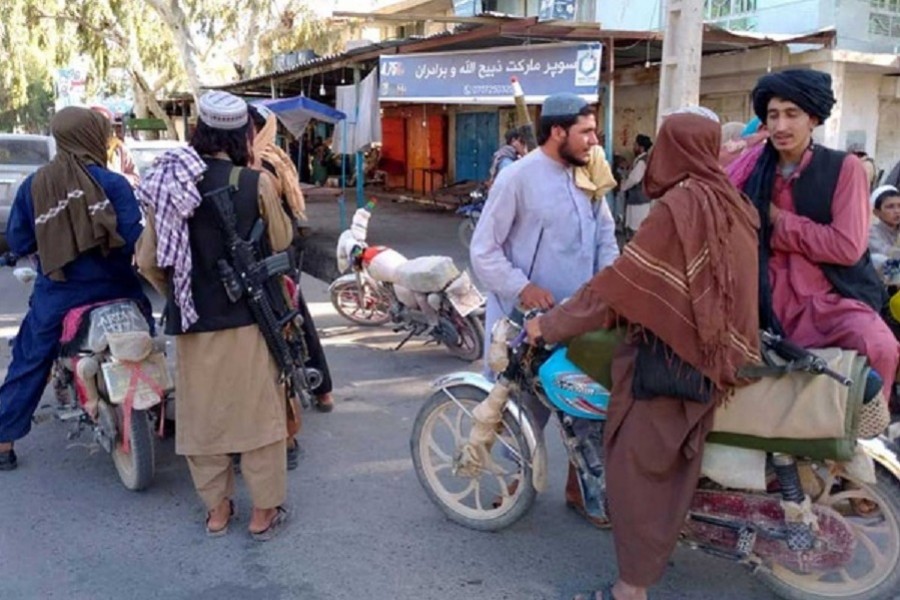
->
31, 106, 124, 280
543, 113, 761, 395
252, 113, 306, 221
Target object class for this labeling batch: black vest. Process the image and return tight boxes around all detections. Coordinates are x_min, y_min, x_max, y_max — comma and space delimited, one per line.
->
792, 146, 887, 312
164, 159, 262, 335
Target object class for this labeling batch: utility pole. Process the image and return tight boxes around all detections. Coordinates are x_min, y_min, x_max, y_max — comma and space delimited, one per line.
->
656, 0, 706, 128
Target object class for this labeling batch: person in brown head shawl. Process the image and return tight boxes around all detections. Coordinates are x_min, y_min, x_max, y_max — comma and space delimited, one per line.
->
0, 106, 149, 471
526, 109, 761, 600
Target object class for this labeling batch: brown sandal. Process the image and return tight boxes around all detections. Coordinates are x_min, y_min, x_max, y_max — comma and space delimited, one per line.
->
314, 393, 334, 413
250, 506, 290, 542
205, 499, 236, 537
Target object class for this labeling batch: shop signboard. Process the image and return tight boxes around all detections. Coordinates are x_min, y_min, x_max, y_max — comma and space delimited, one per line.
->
379, 43, 602, 104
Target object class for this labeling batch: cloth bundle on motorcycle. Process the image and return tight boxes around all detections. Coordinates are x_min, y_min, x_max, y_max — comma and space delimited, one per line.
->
365, 247, 407, 283
709, 348, 870, 461
395, 256, 461, 293
60, 300, 151, 357
566, 331, 868, 462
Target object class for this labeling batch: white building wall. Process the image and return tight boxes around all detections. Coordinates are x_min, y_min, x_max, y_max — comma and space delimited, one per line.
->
840, 71, 884, 154
835, 0, 900, 54
611, 47, 898, 170
753, 0, 822, 33
876, 96, 900, 177
596, 0, 662, 30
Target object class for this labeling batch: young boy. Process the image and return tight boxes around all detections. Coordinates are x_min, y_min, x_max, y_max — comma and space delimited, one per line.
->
869, 185, 900, 286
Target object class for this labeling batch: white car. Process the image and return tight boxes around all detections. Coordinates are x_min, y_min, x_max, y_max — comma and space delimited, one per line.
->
0, 134, 56, 253
126, 139, 185, 178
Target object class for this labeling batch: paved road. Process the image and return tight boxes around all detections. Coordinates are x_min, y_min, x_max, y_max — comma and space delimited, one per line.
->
0, 263, 777, 599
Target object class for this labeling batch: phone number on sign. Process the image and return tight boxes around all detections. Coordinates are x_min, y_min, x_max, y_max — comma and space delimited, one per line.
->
463, 84, 515, 96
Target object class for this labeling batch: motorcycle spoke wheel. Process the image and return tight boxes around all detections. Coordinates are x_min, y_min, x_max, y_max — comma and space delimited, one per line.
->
763, 464, 900, 599
411, 388, 534, 531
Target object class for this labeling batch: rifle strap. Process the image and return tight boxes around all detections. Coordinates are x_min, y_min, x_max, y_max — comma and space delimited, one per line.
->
229, 166, 242, 190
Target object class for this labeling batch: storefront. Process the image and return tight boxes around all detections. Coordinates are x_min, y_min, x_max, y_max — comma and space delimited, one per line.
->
378, 42, 603, 188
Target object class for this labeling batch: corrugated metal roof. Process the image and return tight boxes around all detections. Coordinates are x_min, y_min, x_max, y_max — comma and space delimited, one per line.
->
215, 27, 466, 90
214, 18, 837, 96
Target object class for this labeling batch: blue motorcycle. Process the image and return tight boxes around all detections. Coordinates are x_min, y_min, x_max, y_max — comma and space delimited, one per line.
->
411, 312, 900, 600
456, 184, 487, 248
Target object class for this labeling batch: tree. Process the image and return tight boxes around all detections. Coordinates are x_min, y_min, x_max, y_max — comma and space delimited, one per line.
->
0, 0, 341, 137
0, 48, 55, 132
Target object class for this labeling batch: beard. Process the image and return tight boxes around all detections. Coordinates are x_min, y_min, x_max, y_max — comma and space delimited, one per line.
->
559, 138, 590, 167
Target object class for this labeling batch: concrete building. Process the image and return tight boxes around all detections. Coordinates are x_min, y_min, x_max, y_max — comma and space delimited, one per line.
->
612, 45, 900, 175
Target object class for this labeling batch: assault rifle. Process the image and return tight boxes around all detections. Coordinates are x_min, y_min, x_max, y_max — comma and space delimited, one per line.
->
205, 182, 321, 409
753, 330, 852, 387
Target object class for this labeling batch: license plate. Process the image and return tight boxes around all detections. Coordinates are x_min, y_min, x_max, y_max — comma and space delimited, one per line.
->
101, 353, 172, 409
447, 286, 485, 318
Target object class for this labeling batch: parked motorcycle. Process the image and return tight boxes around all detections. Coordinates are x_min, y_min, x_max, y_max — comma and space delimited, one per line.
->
411, 311, 900, 600
329, 203, 486, 361
2, 253, 172, 491
456, 184, 487, 249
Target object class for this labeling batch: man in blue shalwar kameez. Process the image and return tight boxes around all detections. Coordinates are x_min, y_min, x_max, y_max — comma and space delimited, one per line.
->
0, 107, 149, 471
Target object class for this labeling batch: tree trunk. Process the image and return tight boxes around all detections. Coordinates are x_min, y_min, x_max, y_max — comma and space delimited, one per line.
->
144, 0, 204, 103
236, 3, 263, 79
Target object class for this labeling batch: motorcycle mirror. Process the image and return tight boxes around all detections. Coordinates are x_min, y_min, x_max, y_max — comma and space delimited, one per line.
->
13, 267, 37, 284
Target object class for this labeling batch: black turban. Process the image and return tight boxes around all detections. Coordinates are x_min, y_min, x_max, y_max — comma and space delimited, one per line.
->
635, 134, 653, 151
751, 69, 836, 123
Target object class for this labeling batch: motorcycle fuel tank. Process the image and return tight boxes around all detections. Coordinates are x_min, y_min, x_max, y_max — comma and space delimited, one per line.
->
538, 347, 609, 421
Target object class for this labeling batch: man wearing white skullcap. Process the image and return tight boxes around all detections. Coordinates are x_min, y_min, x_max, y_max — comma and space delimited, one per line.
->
197, 91, 250, 130
869, 185, 900, 284
470, 92, 619, 528
136, 89, 295, 540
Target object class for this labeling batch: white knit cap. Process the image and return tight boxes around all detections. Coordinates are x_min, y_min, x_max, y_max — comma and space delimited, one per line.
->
661, 105, 721, 123
871, 184, 900, 208
198, 91, 248, 130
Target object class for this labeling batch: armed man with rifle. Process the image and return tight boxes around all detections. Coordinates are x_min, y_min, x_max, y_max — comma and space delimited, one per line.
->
136, 91, 298, 541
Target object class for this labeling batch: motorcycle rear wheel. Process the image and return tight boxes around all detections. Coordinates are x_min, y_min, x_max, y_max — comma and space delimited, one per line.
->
442, 313, 484, 362
330, 280, 392, 326
410, 385, 536, 532
758, 466, 900, 600
111, 407, 156, 492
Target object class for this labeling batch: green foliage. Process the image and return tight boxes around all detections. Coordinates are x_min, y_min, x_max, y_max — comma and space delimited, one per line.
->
0, 0, 342, 126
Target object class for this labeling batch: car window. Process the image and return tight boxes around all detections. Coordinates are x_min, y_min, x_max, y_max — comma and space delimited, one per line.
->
0, 140, 51, 166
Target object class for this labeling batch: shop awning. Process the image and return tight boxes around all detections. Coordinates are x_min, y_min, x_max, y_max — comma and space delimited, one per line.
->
253, 95, 346, 137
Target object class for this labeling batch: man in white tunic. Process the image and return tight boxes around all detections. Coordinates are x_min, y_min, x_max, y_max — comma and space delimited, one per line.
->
469, 92, 619, 525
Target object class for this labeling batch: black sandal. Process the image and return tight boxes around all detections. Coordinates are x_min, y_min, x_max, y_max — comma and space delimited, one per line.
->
0, 447, 17, 471
573, 583, 616, 600
250, 506, 290, 542
205, 499, 236, 538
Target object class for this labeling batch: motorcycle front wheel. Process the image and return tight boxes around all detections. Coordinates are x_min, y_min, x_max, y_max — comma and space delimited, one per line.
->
410, 385, 536, 532
111, 407, 156, 492
759, 465, 900, 600
330, 280, 392, 326
442, 313, 485, 362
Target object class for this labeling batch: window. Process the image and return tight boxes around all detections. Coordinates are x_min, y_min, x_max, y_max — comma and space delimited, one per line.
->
704, 0, 759, 30
869, 0, 900, 37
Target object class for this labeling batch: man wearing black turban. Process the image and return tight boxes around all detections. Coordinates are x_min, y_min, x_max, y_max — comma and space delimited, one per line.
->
728, 68, 900, 403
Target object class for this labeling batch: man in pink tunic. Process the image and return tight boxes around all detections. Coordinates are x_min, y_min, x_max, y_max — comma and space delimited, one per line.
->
729, 69, 899, 400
